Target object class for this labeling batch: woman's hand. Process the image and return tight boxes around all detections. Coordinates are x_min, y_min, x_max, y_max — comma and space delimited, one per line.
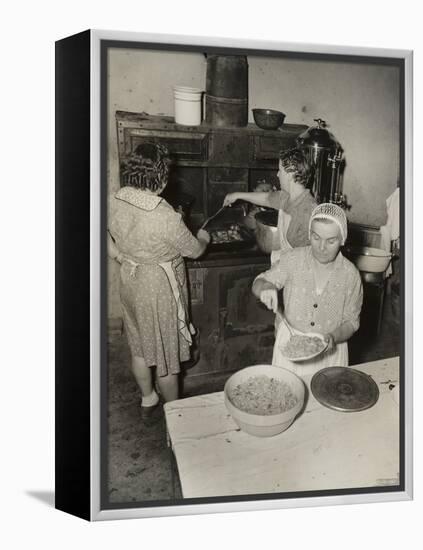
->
323, 333, 336, 352
223, 193, 240, 207
196, 229, 211, 244
259, 288, 279, 313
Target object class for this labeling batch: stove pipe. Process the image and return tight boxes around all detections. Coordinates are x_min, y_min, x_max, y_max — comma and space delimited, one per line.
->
205, 55, 248, 128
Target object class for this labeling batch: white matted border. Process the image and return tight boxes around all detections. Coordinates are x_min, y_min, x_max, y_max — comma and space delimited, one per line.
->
90, 29, 413, 521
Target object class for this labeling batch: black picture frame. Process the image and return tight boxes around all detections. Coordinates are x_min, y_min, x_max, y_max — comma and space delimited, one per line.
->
55, 29, 413, 521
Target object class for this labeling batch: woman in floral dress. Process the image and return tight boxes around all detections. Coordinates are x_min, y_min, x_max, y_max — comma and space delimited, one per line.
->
108, 143, 210, 414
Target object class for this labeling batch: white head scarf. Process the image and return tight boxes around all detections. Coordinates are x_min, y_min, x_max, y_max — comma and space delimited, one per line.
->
309, 203, 348, 245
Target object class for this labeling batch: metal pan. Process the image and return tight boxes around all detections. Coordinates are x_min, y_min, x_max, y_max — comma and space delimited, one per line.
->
209, 224, 255, 251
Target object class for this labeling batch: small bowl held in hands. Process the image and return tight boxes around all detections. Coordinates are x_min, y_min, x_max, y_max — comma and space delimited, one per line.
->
252, 108, 286, 130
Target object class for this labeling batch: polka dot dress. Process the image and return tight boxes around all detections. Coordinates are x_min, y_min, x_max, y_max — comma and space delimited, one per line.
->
256, 246, 363, 336
257, 246, 363, 374
109, 188, 203, 377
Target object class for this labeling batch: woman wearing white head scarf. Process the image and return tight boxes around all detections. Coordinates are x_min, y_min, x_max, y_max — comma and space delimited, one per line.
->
252, 204, 363, 376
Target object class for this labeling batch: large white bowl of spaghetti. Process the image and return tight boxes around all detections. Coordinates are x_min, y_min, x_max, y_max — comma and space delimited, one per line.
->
224, 365, 305, 437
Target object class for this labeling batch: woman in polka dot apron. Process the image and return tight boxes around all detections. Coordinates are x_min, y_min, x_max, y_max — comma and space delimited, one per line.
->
108, 143, 210, 416
252, 204, 363, 377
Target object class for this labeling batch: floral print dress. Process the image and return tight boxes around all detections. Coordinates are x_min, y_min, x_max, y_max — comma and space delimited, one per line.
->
108, 187, 203, 376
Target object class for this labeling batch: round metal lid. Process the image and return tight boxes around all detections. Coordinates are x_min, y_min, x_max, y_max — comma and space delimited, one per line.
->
311, 367, 379, 412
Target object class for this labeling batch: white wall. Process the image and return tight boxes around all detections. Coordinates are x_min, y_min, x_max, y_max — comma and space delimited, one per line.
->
248, 56, 400, 224
108, 48, 399, 221
108, 48, 400, 317
108, 48, 207, 192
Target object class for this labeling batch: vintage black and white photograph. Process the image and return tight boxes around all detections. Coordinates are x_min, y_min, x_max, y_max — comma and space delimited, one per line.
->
103, 38, 407, 511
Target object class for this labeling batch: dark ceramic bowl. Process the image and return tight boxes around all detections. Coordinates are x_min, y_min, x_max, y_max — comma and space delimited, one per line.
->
252, 108, 286, 130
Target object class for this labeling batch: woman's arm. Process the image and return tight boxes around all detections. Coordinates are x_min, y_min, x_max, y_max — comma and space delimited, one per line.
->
186, 229, 210, 259
252, 251, 292, 311
170, 215, 210, 259
324, 320, 356, 351
331, 320, 357, 343
107, 231, 123, 263
223, 191, 282, 209
252, 277, 279, 313
324, 269, 363, 351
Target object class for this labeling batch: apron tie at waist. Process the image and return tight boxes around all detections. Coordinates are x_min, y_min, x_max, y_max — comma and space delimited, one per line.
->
121, 256, 195, 345
159, 261, 196, 345
123, 258, 140, 278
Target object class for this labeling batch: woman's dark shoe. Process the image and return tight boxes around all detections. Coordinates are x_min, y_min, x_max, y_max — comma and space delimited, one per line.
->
140, 403, 162, 426
183, 329, 201, 368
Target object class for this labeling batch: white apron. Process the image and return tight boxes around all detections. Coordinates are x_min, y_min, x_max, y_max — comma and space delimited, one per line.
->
270, 210, 292, 265
123, 256, 196, 345
270, 210, 293, 332
272, 317, 348, 378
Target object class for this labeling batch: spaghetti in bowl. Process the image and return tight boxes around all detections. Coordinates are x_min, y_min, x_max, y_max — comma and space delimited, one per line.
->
224, 365, 305, 437
281, 332, 328, 362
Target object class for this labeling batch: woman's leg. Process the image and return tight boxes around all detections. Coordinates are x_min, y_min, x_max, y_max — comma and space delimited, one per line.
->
131, 355, 154, 397
156, 371, 179, 403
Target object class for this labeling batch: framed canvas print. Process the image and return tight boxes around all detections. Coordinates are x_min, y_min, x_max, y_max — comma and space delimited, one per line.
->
55, 29, 413, 521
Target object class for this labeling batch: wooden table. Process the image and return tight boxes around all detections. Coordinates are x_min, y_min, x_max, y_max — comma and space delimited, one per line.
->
164, 357, 400, 499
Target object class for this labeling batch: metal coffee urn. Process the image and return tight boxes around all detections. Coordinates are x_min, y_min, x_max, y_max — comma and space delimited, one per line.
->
296, 118, 346, 206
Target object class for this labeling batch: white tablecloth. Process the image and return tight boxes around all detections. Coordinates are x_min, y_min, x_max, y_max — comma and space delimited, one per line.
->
164, 357, 400, 498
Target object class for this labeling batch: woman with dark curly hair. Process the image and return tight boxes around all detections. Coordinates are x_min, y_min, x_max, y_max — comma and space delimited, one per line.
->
223, 147, 317, 264
108, 142, 210, 418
